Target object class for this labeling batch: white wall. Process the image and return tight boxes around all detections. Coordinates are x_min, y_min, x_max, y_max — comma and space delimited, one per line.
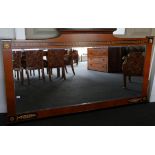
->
72, 47, 88, 55
0, 28, 25, 40
0, 28, 15, 113
113, 28, 125, 35
114, 28, 155, 38
0, 28, 15, 39
0, 41, 7, 113
15, 28, 25, 40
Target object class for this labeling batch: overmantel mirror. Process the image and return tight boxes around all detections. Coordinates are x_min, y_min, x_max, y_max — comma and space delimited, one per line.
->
2, 28, 153, 123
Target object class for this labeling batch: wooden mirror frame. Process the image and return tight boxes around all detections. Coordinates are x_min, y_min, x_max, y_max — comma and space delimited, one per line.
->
2, 33, 153, 123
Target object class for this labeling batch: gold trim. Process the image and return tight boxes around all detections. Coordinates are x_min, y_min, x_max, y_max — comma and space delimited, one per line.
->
3, 43, 10, 49
12, 40, 148, 49
9, 113, 38, 122
16, 113, 37, 121
128, 97, 147, 103
9, 116, 15, 122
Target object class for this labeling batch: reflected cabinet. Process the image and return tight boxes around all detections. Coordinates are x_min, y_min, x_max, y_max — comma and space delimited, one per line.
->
2, 33, 153, 123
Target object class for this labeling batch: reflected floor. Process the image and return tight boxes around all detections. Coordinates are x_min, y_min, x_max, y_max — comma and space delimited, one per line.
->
15, 62, 143, 114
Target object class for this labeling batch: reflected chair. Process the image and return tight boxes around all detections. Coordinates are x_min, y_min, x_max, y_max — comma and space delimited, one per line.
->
47, 49, 66, 80
25, 50, 45, 84
22, 51, 36, 77
72, 49, 79, 65
64, 51, 75, 75
12, 51, 24, 84
122, 52, 145, 88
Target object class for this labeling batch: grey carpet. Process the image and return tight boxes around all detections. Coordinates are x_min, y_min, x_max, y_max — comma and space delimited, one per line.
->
14, 62, 143, 114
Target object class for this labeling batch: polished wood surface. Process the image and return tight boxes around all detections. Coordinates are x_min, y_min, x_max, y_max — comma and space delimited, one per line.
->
142, 41, 153, 97
88, 47, 108, 72
2, 33, 153, 123
57, 28, 117, 34
7, 97, 142, 123
88, 47, 126, 73
108, 47, 123, 73
12, 34, 148, 49
2, 41, 16, 116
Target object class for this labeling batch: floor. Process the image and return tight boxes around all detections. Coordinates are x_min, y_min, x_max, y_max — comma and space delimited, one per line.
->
14, 62, 143, 114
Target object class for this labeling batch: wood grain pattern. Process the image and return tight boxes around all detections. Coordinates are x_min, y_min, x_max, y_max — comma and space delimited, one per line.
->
12, 34, 148, 49
57, 28, 117, 34
8, 97, 141, 123
2, 33, 152, 123
2, 41, 16, 115
88, 48, 109, 72
108, 47, 123, 73
88, 47, 124, 73
142, 40, 153, 96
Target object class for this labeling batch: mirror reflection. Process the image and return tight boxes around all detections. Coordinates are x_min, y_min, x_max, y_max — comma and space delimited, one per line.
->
12, 46, 146, 114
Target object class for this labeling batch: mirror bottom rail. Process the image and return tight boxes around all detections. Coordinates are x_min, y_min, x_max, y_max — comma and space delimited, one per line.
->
7, 96, 147, 124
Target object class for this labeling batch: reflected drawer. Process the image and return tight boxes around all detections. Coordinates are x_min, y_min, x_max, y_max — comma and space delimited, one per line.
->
88, 63, 108, 72
89, 56, 108, 64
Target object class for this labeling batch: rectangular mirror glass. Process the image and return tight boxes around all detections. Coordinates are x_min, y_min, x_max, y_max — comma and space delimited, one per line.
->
12, 45, 146, 114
